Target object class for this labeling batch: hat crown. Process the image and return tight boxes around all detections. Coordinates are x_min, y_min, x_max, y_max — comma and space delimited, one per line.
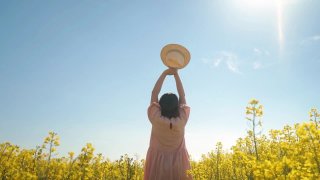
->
160, 44, 190, 69
166, 50, 185, 67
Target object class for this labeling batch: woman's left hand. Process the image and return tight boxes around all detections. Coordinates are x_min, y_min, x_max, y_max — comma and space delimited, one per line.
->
163, 68, 177, 76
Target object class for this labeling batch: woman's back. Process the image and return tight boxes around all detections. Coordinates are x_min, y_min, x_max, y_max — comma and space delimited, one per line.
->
144, 103, 192, 180
148, 103, 189, 151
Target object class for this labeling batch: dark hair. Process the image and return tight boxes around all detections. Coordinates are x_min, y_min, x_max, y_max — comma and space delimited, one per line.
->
159, 93, 180, 119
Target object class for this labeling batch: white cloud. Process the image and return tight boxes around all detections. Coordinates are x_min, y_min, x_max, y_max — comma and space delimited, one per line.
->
203, 51, 241, 73
253, 61, 262, 70
253, 48, 261, 55
226, 60, 240, 73
253, 48, 270, 56
223, 52, 240, 73
221, 51, 241, 73
203, 48, 274, 73
301, 35, 320, 45
252, 48, 270, 70
214, 58, 222, 67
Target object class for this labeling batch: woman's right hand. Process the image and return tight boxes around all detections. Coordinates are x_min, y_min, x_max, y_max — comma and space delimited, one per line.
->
163, 68, 177, 76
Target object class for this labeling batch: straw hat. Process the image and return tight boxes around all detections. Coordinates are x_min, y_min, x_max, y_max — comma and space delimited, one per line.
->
160, 44, 190, 69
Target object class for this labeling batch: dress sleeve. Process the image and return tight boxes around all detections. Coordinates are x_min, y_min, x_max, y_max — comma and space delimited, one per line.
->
147, 102, 161, 123
179, 104, 190, 124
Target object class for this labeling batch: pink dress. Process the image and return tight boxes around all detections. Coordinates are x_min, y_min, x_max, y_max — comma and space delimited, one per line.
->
144, 102, 192, 180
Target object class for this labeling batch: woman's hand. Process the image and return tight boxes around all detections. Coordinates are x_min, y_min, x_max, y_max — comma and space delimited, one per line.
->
163, 68, 177, 76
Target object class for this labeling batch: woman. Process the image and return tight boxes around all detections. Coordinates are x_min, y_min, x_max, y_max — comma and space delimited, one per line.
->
144, 68, 192, 180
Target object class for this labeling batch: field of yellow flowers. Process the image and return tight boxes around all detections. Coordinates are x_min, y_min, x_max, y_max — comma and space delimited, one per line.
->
1, 99, 319, 179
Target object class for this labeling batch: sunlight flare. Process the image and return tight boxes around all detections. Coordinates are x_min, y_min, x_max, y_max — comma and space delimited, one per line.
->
236, 0, 276, 10
277, 0, 284, 52
235, 0, 286, 55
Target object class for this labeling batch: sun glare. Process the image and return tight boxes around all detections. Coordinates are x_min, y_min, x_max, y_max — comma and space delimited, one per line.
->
277, 0, 284, 52
237, 0, 276, 9
235, 0, 285, 53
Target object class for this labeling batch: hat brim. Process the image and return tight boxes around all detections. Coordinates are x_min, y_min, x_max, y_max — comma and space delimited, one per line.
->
160, 44, 190, 69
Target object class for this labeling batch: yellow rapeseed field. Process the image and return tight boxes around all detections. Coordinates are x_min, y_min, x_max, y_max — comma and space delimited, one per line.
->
1, 99, 319, 179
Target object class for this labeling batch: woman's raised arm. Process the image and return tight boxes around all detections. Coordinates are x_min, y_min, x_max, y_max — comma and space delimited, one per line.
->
174, 71, 186, 105
150, 68, 176, 104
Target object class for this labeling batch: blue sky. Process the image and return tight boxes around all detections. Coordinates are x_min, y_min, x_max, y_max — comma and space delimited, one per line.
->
0, 0, 319, 160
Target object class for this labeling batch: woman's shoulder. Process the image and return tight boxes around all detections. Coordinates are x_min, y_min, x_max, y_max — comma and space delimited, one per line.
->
147, 102, 161, 121
179, 104, 190, 114
179, 104, 190, 122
